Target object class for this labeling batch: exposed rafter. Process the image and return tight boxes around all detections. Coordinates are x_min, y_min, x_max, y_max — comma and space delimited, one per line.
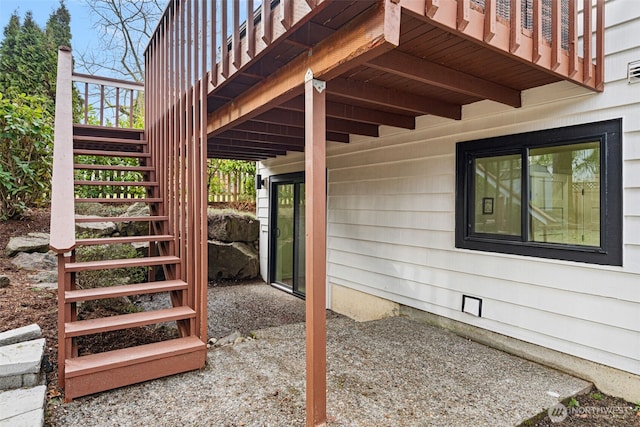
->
207, 2, 399, 136
327, 77, 461, 120
279, 98, 416, 129
367, 50, 522, 108
253, 109, 380, 137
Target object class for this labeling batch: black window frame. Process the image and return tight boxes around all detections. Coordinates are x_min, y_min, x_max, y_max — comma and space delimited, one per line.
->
455, 119, 622, 266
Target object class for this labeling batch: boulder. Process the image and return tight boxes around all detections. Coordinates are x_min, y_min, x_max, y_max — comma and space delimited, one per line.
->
10, 252, 58, 272
207, 212, 259, 243
27, 271, 58, 284
75, 215, 116, 236
208, 240, 259, 280
0, 275, 9, 288
5, 233, 50, 257
117, 202, 150, 236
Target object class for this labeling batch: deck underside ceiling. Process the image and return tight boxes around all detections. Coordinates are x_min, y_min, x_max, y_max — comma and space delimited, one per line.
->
205, 0, 599, 161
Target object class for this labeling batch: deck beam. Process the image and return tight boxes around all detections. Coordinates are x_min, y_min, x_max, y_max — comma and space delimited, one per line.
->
207, 1, 400, 136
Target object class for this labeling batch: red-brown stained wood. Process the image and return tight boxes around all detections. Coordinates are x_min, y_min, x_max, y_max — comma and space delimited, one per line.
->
65, 255, 180, 272
74, 197, 163, 204
208, 3, 397, 136
74, 164, 154, 172
64, 337, 206, 401
65, 306, 195, 337
73, 180, 158, 187
510, 0, 521, 53
551, 0, 561, 70
426, 0, 439, 18
75, 235, 174, 246
583, 0, 593, 85
262, 0, 272, 44
233, 0, 241, 69
65, 280, 188, 303
247, 0, 255, 58
367, 50, 521, 108
483, 0, 496, 42
74, 215, 169, 223
458, 0, 470, 31
72, 149, 149, 158
595, 0, 604, 91
304, 71, 327, 427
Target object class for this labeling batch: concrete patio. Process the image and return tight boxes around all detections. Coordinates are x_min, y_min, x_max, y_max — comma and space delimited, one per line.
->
51, 282, 590, 426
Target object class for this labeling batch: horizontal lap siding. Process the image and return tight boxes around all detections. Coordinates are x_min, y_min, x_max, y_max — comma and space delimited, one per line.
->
258, 0, 640, 375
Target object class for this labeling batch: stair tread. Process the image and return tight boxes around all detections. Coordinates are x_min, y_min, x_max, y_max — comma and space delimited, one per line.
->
65, 280, 187, 303
65, 336, 204, 377
76, 234, 174, 246
73, 135, 147, 145
65, 306, 196, 337
75, 215, 168, 223
75, 197, 163, 203
66, 255, 180, 272
73, 123, 144, 135
74, 180, 158, 186
73, 149, 150, 158
74, 164, 154, 172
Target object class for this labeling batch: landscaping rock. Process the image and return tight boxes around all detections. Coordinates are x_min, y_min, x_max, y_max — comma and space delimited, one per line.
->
75, 215, 116, 236
0, 385, 46, 427
0, 276, 8, 289
27, 271, 57, 284
208, 241, 259, 280
10, 252, 57, 272
117, 202, 150, 236
0, 338, 45, 389
5, 233, 50, 257
207, 212, 259, 243
0, 324, 42, 347
214, 331, 241, 347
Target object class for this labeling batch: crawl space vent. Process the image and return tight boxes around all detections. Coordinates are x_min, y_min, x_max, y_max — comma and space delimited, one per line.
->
628, 60, 640, 84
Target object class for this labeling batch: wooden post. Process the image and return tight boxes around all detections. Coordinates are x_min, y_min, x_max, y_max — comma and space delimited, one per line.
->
50, 46, 76, 253
304, 68, 327, 427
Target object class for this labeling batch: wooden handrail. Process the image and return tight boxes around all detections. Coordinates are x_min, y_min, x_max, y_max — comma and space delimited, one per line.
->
73, 72, 144, 128
72, 73, 144, 91
50, 46, 76, 253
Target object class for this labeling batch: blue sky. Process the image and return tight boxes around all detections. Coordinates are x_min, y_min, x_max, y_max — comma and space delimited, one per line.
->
0, 0, 97, 57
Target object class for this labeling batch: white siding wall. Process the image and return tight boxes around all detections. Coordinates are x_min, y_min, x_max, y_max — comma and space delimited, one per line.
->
258, 0, 640, 376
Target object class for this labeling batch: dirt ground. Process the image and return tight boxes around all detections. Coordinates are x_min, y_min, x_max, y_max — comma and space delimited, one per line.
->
1, 208, 638, 427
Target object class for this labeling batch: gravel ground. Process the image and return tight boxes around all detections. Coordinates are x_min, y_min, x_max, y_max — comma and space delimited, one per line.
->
51, 281, 590, 426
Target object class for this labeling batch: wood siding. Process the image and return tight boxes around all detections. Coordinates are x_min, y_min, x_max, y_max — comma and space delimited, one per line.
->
258, 0, 640, 376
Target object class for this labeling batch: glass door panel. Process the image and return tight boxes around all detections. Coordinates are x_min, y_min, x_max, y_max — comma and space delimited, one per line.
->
270, 174, 306, 297
274, 183, 294, 286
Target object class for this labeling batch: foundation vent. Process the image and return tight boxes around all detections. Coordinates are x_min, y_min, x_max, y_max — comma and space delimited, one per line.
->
628, 60, 640, 84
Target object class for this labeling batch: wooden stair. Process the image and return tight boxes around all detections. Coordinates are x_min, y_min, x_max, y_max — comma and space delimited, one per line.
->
64, 336, 204, 400
55, 124, 206, 402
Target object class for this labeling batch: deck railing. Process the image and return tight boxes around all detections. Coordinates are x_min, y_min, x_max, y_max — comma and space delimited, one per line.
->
50, 47, 149, 254
399, 0, 605, 90
73, 73, 144, 128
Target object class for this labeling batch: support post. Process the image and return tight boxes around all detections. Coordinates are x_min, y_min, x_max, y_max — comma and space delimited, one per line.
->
304, 68, 327, 427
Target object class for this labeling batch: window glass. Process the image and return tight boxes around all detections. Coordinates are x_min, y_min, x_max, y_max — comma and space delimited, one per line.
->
455, 119, 621, 266
474, 154, 521, 236
529, 142, 600, 246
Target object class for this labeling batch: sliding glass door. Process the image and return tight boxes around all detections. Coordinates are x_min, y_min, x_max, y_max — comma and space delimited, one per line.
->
270, 173, 305, 296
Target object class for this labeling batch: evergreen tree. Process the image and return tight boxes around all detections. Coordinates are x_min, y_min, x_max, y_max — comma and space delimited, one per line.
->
0, 2, 75, 116
45, 1, 72, 49
0, 13, 22, 95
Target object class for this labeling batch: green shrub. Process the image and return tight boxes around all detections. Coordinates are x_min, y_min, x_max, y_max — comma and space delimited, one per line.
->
0, 93, 53, 219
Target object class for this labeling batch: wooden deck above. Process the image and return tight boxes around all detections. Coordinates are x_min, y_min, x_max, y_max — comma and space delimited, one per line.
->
145, 0, 604, 161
